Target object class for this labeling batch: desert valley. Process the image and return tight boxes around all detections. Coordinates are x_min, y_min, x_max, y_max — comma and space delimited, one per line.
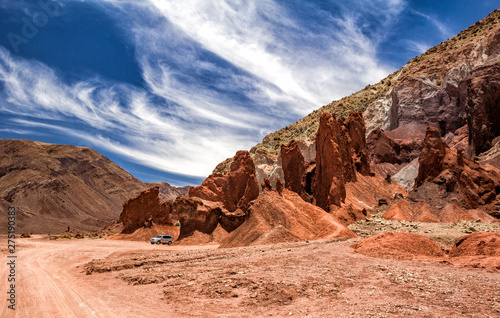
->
1, 7, 500, 318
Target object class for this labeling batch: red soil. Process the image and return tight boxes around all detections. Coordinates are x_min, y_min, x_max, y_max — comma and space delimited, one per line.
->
352, 232, 445, 260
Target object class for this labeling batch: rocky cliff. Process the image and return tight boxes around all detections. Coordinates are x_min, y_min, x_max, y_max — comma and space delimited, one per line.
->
214, 10, 500, 188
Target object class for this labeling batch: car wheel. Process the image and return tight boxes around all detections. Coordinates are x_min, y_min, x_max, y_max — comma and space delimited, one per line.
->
167, 241, 172, 245
156, 241, 161, 245
150, 242, 154, 244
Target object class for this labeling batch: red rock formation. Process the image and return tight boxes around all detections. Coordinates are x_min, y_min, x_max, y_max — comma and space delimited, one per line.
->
173, 196, 225, 239
119, 187, 173, 234
343, 172, 407, 212
460, 62, 500, 156
189, 151, 259, 214
449, 232, 500, 257
366, 128, 401, 165
384, 126, 500, 222
366, 124, 427, 181
345, 112, 371, 176
219, 209, 247, 233
314, 113, 348, 210
219, 188, 356, 248
381, 200, 481, 223
416, 127, 500, 210
415, 127, 450, 187
280, 140, 306, 195
313, 112, 372, 211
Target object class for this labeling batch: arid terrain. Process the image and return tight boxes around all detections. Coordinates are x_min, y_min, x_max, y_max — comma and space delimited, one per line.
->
1, 213, 499, 318
1, 8, 500, 318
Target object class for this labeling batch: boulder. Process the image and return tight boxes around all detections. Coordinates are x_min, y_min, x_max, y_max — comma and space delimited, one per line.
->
119, 187, 173, 234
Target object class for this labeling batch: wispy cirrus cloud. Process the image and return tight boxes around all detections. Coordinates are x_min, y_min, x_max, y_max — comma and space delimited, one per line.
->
0, 0, 408, 183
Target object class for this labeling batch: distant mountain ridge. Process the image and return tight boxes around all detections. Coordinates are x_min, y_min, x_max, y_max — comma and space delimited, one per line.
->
0, 139, 188, 233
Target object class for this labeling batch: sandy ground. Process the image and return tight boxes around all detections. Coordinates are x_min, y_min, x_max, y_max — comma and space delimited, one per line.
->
0, 236, 215, 318
1, 234, 499, 318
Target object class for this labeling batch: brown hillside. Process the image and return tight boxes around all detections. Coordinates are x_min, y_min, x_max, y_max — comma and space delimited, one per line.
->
0, 139, 185, 233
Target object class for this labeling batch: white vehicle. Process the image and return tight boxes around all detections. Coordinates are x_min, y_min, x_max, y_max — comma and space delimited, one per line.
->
150, 235, 173, 245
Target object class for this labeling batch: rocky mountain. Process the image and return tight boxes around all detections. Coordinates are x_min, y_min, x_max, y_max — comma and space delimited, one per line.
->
0, 139, 187, 233
128, 9, 500, 247
213, 9, 500, 186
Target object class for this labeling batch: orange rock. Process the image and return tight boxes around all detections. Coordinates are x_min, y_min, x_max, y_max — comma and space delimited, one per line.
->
219, 188, 356, 248
448, 232, 500, 271
173, 196, 225, 240
280, 140, 306, 196
189, 150, 259, 213
119, 187, 173, 234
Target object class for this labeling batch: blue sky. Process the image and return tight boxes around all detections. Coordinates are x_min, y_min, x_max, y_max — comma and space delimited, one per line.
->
0, 0, 498, 186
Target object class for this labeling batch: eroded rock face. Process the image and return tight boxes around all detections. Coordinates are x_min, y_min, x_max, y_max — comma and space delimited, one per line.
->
280, 140, 307, 197
366, 124, 426, 184
189, 150, 259, 213
119, 187, 173, 234
314, 113, 348, 210
385, 126, 500, 221
313, 112, 371, 211
367, 128, 401, 165
345, 112, 371, 176
460, 62, 500, 156
415, 127, 449, 187
173, 196, 225, 239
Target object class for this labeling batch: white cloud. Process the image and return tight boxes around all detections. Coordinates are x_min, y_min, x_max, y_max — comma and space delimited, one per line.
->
140, 0, 398, 114
412, 10, 451, 38
0, 0, 408, 182
0, 47, 256, 177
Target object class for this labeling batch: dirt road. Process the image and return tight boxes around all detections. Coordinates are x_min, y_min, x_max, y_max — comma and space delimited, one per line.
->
1, 236, 499, 317
0, 237, 215, 318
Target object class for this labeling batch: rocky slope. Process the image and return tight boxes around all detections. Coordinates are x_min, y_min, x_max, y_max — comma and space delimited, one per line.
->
0, 139, 187, 233
213, 10, 500, 188
168, 110, 406, 247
